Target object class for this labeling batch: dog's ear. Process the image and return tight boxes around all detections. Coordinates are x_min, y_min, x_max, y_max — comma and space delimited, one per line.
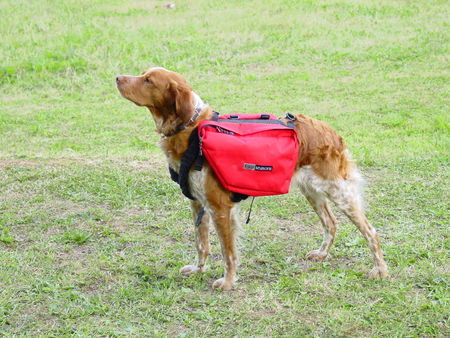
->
169, 80, 194, 123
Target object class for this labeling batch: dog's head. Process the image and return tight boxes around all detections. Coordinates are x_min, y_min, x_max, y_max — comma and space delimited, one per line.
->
116, 67, 196, 134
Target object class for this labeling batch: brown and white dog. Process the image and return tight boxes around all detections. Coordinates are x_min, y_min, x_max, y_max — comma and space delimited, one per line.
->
116, 67, 388, 290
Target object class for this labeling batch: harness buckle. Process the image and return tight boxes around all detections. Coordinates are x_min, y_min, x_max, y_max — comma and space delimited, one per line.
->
285, 113, 297, 121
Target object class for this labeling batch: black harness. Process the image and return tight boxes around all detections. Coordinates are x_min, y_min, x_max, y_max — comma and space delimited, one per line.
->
168, 124, 249, 203
167, 112, 249, 226
168, 127, 204, 201
167, 112, 297, 226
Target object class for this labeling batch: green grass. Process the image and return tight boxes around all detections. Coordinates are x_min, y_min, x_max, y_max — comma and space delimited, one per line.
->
0, 0, 449, 335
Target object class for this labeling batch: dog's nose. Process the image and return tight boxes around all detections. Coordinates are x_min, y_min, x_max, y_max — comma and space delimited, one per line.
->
116, 76, 122, 84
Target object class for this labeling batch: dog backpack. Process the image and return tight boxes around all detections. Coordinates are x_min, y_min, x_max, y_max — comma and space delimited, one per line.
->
198, 113, 300, 196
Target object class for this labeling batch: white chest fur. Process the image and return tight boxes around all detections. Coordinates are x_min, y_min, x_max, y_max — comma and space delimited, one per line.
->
188, 168, 208, 205
167, 158, 208, 205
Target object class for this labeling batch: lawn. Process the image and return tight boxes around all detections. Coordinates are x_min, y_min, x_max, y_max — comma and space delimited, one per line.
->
0, 0, 449, 335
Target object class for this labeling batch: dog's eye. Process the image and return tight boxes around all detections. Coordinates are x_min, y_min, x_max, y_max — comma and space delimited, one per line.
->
144, 78, 153, 85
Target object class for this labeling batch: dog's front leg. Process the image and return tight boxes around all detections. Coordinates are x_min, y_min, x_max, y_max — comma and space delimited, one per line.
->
180, 200, 211, 275
210, 204, 239, 291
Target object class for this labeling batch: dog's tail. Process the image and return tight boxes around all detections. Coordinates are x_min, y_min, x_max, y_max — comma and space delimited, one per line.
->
309, 146, 366, 210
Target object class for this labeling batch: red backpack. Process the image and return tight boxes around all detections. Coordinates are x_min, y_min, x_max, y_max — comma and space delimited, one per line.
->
198, 113, 300, 196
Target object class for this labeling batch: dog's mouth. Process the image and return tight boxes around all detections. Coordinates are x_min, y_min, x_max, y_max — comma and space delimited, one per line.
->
116, 84, 143, 107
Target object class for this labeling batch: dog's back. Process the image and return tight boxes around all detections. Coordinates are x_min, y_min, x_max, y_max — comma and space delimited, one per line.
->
293, 114, 351, 180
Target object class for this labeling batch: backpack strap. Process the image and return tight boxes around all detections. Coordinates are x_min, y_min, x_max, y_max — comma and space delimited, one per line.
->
169, 166, 179, 183
230, 193, 249, 203
284, 112, 297, 128
171, 127, 201, 201
212, 110, 220, 121
168, 111, 249, 206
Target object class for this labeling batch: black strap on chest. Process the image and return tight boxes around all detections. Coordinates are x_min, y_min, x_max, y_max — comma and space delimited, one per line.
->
169, 127, 202, 201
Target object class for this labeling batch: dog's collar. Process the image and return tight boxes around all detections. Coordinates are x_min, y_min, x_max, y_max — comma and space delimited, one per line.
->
163, 93, 206, 137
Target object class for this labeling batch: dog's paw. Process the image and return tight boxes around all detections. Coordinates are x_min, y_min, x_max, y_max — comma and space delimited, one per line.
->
368, 266, 388, 279
212, 278, 233, 291
180, 265, 204, 276
306, 249, 328, 262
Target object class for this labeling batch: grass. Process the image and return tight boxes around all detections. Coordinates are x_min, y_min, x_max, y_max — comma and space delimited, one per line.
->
0, 0, 449, 335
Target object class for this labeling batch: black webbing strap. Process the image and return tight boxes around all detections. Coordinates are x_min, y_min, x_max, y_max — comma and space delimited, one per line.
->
212, 111, 219, 121
169, 166, 179, 184
194, 154, 204, 171
174, 127, 201, 200
169, 166, 205, 227
231, 193, 249, 203
245, 197, 255, 224
285, 112, 297, 128
195, 207, 205, 227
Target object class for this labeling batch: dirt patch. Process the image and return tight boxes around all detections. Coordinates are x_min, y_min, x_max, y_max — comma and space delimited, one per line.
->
0, 156, 167, 171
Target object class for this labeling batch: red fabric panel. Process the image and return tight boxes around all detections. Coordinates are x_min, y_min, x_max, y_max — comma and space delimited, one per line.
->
198, 114, 299, 196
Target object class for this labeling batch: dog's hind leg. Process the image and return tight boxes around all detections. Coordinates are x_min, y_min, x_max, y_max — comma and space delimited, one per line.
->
180, 200, 211, 275
300, 145, 388, 278
334, 198, 388, 278
296, 168, 338, 262
325, 172, 388, 279
302, 190, 338, 262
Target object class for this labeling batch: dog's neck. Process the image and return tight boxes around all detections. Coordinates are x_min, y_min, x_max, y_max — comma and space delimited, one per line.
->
192, 91, 207, 114
148, 92, 204, 138
159, 92, 212, 166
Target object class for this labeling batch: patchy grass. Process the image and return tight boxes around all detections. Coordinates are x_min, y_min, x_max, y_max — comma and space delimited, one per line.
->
0, 0, 449, 336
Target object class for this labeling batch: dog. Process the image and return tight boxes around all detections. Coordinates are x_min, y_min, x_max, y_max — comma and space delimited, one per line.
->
116, 67, 388, 290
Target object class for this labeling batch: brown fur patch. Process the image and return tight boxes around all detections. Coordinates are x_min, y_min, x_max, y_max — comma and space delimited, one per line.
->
285, 114, 351, 180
